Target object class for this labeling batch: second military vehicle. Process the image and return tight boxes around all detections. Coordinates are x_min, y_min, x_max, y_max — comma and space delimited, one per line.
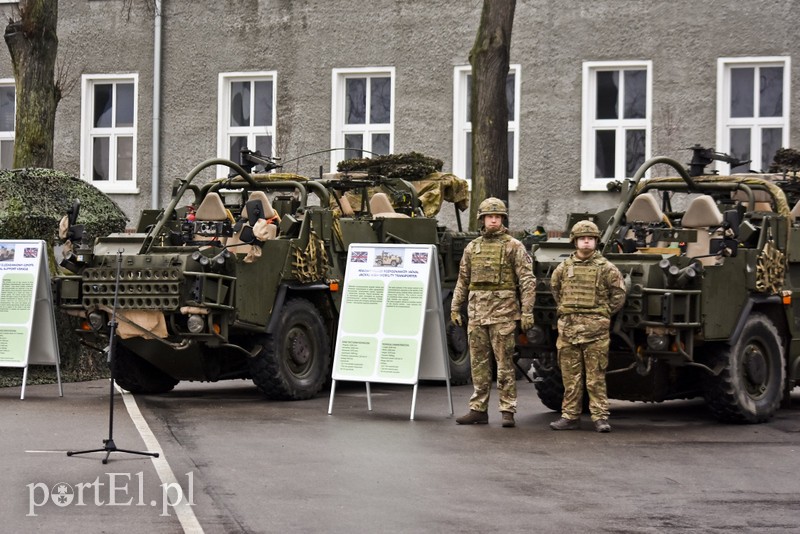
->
521, 146, 800, 423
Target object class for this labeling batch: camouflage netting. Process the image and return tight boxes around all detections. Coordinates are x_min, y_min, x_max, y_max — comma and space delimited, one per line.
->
331, 152, 469, 217
768, 148, 800, 175
337, 152, 444, 181
0, 168, 128, 388
414, 172, 469, 216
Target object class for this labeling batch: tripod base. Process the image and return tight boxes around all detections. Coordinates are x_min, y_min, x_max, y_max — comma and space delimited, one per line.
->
67, 438, 159, 464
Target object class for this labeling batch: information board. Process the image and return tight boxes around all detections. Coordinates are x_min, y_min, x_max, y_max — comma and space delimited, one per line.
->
0, 240, 62, 399
328, 244, 452, 419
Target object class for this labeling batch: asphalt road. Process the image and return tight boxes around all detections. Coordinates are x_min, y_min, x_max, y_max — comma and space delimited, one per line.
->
2, 378, 799, 533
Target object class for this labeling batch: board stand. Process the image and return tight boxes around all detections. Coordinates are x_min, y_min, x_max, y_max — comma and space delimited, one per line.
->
0, 241, 64, 400
66, 251, 159, 464
20, 360, 63, 400
327, 295, 454, 420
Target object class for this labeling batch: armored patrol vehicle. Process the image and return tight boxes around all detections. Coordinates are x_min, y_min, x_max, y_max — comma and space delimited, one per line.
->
53, 151, 471, 399
523, 147, 800, 423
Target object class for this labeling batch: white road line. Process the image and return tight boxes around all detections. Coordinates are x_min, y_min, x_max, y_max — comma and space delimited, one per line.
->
117, 384, 204, 534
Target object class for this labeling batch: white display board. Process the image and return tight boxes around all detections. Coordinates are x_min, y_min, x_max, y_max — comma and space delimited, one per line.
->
0, 240, 62, 399
328, 243, 452, 419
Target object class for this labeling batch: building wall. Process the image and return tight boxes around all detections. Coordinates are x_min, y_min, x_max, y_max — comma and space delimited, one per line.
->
0, 0, 798, 233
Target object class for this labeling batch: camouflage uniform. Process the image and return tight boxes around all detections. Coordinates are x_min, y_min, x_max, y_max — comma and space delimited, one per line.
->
550, 250, 626, 421
451, 226, 536, 414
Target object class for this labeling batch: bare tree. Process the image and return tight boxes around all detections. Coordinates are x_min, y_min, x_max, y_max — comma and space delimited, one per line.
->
4, 0, 59, 168
468, 0, 515, 230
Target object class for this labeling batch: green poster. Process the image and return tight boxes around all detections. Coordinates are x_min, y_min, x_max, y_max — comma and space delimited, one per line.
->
383, 281, 424, 336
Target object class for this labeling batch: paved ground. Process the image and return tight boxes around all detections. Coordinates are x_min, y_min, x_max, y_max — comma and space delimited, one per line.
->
2, 378, 799, 533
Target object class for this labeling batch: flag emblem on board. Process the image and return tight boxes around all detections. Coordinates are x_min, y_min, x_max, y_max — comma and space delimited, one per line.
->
350, 250, 368, 263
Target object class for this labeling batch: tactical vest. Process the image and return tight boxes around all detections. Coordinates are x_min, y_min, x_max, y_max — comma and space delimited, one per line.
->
558, 258, 608, 316
468, 234, 516, 291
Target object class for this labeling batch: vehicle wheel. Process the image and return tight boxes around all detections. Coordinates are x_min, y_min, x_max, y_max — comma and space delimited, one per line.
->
250, 298, 330, 400
444, 294, 471, 385
703, 313, 785, 423
532, 357, 564, 411
111, 344, 179, 394
532, 356, 591, 413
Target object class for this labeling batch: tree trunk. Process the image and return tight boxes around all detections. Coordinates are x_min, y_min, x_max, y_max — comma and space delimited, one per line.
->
468, 0, 515, 230
4, 0, 59, 169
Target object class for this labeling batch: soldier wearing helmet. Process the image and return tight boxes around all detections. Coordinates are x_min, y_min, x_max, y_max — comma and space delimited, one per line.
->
451, 197, 536, 428
549, 219, 626, 433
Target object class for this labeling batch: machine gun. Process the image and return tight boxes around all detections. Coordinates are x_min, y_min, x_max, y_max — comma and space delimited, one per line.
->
237, 148, 282, 174
687, 144, 751, 177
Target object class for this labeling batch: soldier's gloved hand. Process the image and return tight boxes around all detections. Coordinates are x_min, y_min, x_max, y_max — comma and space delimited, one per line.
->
450, 310, 463, 327
521, 313, 534, 332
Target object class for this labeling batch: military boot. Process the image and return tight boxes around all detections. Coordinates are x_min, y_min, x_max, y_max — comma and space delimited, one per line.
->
456, 409, 488, 425
594, 419, 611, 433
549, 417, 580, 430
501, 412, 515, 428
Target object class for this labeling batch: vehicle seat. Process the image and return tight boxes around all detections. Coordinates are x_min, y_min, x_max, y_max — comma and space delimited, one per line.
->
732, 189, 773, 213
193, 192, 229, 243
623, 194, 670, 250
370, 192, 409, 218
228, 191, 278, 250
335, 193, 355, 217
626, 194, 664, 224
791, 199, 800, 220
682, 194, 725, 266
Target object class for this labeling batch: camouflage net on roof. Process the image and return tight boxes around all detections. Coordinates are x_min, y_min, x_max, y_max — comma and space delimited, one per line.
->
329, 171, 469, 218
337, 152, 444, 181
768, 148, 800, 174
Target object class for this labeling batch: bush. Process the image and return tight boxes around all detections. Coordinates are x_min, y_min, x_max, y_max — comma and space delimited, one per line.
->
0, 168, 127, 387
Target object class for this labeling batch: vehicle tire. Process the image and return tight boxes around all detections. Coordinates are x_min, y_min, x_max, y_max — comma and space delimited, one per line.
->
250, 298, 331, 400
532, 356, 591, 413
444, 294, 471, 385
703, 313, 785, 423
532, 357, 564, 411
111, 344, 179, 394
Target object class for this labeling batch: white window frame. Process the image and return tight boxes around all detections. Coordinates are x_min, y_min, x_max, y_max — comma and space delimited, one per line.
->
0, 78, 14, 170
80, 73, 138, 193
581, 60, 652, 191
217, 71, 277, 178
330, 67, 395, 172
716, 56, 791, 174
452, 65, 521, 191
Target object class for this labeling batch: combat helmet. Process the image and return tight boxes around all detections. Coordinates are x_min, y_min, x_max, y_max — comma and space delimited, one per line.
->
477, 197, 508, 219
569, 220, 601, 243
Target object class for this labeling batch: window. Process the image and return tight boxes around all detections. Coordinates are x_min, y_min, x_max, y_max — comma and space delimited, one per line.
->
717, 57, 790, 173
581, 61, 652, 191
0, 79, 14, 170
217, 72, 276, 177
330, 68, 394, 170
80, 74, 137, 192
452, 65, 520, 190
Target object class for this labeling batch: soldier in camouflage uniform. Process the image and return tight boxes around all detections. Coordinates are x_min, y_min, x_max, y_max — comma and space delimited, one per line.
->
451, 197, 536, 428
549, 220, 626, 433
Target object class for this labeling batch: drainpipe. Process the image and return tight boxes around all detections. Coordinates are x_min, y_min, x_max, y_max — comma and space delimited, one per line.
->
151, 0, 163, 209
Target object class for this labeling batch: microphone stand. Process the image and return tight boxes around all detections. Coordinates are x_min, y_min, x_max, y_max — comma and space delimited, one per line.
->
67, 250, 160, 464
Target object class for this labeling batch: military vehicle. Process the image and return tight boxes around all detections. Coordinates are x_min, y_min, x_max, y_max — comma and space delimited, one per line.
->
53, 150, 472, 399
374, 250, 403, 267
521, 146, 800, 423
